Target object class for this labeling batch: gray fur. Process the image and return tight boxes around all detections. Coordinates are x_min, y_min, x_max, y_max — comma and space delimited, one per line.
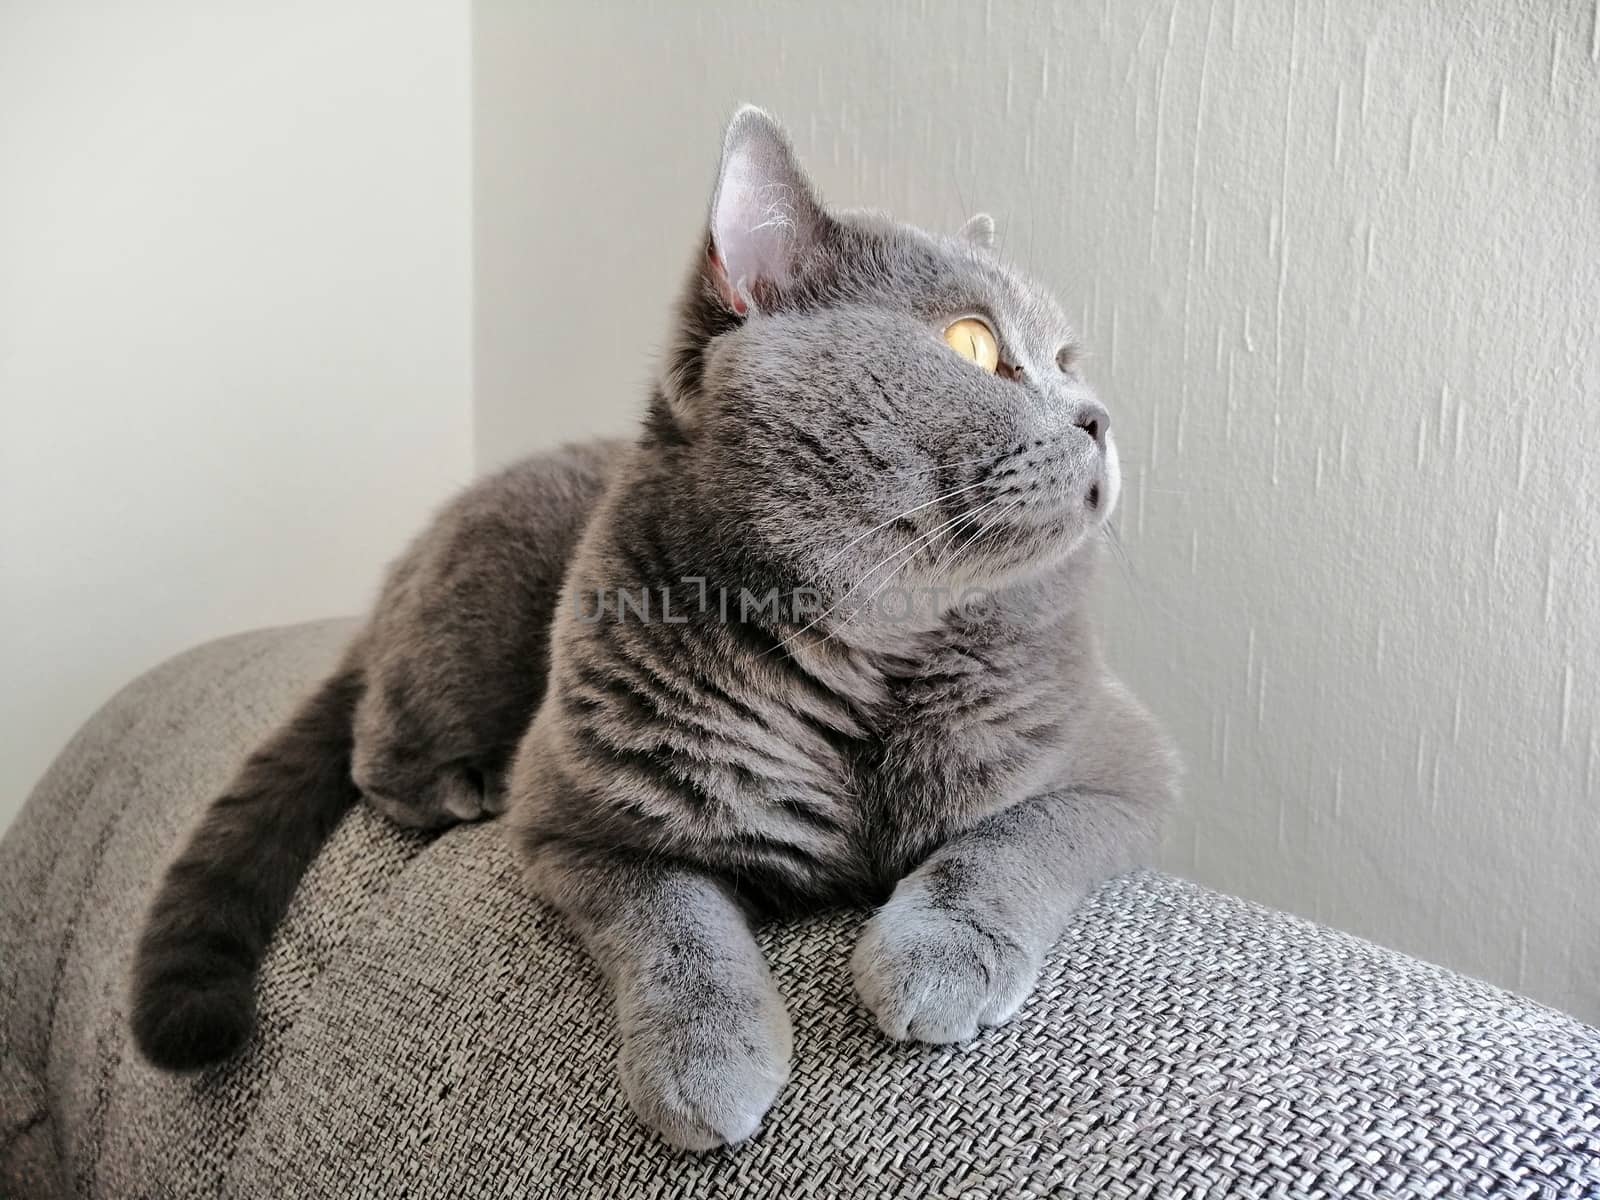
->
351, 440, 620, 828
130, 442, 618, 1069
130, 106, 1177, 1154
506, 108, 1176, 1149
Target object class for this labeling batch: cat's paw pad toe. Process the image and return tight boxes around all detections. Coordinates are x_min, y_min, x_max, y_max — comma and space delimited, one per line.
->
851, 900, 1038, 1044
619, 1001, 792, 1151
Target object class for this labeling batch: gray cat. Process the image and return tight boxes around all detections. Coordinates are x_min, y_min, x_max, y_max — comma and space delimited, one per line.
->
132, 107, 1178, 1152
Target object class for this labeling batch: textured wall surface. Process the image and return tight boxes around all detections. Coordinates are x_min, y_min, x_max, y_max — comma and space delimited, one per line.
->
1, 1, 474, 828
476, 0, 1600, 1019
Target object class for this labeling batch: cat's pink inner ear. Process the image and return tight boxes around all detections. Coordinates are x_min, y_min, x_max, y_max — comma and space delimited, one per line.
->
707, 249, 748, 315
708, 106, 821, 313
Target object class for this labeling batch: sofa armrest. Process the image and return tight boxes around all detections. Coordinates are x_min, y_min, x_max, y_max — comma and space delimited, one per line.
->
4, 620, 1598, 1198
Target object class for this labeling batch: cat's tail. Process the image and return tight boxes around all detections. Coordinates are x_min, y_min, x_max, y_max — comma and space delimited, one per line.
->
130, 660, 365, 1071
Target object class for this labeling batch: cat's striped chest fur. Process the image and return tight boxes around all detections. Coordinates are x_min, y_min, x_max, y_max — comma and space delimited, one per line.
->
526, 578, 1082, 911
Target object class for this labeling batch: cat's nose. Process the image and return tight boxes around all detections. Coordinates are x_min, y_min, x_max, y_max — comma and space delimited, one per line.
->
1072, 401, 1110, 452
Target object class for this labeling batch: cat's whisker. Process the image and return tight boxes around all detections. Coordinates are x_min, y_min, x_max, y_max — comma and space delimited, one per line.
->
943, 495, 1028, 581
971, 497, 1028, 555
772, 501, 993, 655
885, 455, 998, 477
818, 501, 993, 623
1100, 525, 1138, 598
817, 480, 989, 573
927, 499, 1002, 575
1098, 524, 1200, 635
841, 501, 998, 624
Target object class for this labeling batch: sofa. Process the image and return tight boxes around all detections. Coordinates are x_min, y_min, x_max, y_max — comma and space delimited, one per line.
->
3, 619, 1598, 1197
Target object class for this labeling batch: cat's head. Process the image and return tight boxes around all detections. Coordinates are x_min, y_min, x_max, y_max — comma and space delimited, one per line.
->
655, 106, 1118, 621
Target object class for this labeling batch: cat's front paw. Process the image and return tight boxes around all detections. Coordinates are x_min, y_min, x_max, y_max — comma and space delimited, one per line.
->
851, 895, 1040, 1044
618, 991, 792, 1152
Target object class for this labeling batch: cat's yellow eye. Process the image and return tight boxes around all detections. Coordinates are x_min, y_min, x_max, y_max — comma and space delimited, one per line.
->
943, 318, 1000, 373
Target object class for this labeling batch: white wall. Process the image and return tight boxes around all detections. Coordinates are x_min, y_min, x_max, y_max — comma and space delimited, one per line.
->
475, 0, 1600, 1020
0, 2, 474, 827
3, 1, 1593, 1023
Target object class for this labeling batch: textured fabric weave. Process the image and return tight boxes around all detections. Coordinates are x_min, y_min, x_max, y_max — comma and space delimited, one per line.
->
2, 620, 1597, 1198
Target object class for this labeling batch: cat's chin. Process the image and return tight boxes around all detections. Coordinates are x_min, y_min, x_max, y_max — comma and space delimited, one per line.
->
942, 525, 1102, 591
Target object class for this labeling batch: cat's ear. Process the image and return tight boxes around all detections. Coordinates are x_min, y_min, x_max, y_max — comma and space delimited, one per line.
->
958, 212, 997, 250
707, 105, 826, 315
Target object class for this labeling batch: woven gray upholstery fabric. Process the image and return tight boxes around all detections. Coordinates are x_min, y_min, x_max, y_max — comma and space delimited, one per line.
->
2, 621, 1597, 1198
